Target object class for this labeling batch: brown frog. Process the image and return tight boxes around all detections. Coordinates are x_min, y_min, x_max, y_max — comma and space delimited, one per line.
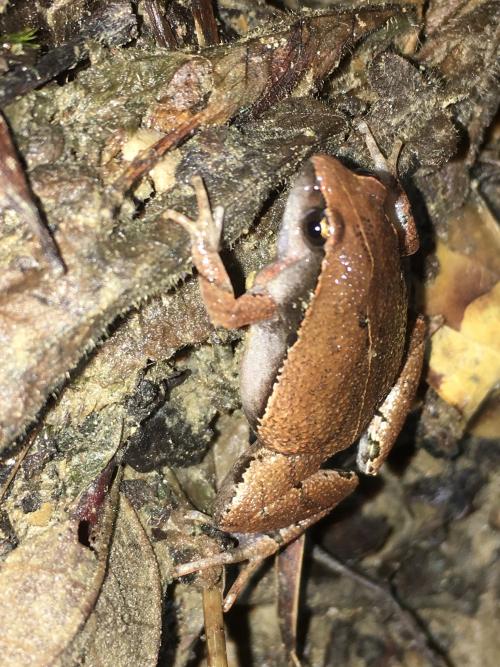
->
166, 127, 425, 606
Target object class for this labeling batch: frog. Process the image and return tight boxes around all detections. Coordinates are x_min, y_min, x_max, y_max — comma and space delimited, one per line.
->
165, 125, 425, 609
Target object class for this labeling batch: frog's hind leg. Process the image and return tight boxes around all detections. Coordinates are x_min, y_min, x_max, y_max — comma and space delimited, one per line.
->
206, 531, 306, 664
214, 445, 359, 534
357, 316, 426, 475
173, 456, 358, 664
172, 472, 356, 663
174, 467, 358, 595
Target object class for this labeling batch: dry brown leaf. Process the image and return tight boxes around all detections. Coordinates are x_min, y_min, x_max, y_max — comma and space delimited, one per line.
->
425, 240, 497, 329
0, 521, 108, 666
0, 464, 119, 666
120, 7, 404, 188
58, 495, 163, 667
428, 283, 500, 421
146, 7, 404, 131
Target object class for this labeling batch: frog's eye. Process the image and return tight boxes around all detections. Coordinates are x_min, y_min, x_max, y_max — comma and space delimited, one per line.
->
302, 208, 330, 247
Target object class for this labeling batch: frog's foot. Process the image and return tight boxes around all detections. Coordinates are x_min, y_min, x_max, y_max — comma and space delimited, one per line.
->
173, 529, 280, 607
175, 526, 307, 663
357, 120, 419, 256
165, 175, 224, 259
357, 316, 426, 475
173, 519, 313, 612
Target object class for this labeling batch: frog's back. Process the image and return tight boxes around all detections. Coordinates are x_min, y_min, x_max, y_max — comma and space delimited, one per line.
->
257, 156, 408, 457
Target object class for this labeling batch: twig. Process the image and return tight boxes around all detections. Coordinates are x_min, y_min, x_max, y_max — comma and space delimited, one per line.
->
202, 585, 229, 667
0, 112, 64, 272
0, 427, 40, 503
143, 0, 178, 48
192, 0, 220, 47
111, 117, 200, 195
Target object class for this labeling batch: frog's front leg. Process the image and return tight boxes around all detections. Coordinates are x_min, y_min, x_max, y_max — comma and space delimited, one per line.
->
357, 316, 426, 475
165, 176, 277, 328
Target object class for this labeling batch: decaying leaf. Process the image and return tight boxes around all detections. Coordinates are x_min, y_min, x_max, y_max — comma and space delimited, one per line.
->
425, 187, 500, 423
417, 0, 499, 160
140, 7, 405, 130
57, 495, 163, 667
0, 466, 119, 667
428, 283, 500, 421
0, 521, 104, 667
425, 241, 497, 330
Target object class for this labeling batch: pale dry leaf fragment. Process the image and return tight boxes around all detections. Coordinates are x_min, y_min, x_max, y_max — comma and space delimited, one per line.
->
447, 194, 500, 277
428, 282, 500, 421
0, 463, 120, 666
469, 388, 500, 438
425, 240, 497, 329
57, 495, 163, 667
425, 182, 500, 425
0, 521, 107, 667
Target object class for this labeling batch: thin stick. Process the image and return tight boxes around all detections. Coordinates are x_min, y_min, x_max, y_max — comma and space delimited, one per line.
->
277, 534, 305, 665
0, 113, 65, 273
202, 585, 229, 667
111, 118, 199, 195
0, 427, 40, 503
192, 0, 219, 47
